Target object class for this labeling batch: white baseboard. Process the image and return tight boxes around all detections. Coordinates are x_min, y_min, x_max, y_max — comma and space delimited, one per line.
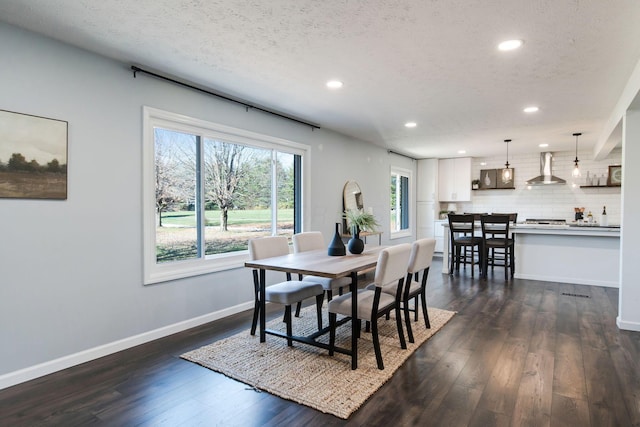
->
617, 316, 640, 331
0, 301, 253, 391
513, 273, 619, 288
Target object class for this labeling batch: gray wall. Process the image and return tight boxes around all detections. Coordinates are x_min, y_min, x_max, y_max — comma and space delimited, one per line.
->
0, 23, 415, 383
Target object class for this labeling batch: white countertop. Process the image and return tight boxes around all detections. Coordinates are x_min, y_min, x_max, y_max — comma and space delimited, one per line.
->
512, 224, 620, 237
441, 221, 620, 237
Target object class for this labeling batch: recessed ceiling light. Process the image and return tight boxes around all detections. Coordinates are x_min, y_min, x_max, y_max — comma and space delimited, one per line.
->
539, 143, 549, 148
498, 39, 523, 51
524, 106, 539, 113
480, 162, 487, 166
326, 80, 343, 89
458, 150, 466, 154
404, 122, 417, 128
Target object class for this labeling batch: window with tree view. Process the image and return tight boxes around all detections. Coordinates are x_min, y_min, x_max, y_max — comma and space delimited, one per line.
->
144, 107, 306, 283
390, 167, 411, 237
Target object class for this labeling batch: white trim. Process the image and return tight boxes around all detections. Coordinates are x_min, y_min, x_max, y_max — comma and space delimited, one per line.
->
513, 273, 619, 288
0, 301, 254, 390
142, 106, 310, 284
617, 316, 640, 332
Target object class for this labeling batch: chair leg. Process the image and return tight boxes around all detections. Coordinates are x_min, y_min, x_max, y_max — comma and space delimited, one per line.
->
371, 315, 384, 370
449, 242, 455, 275
421, 290, 431, 328
328, 312, 336, 356
404, 299, 414, 344
284, 305, 293, 347
250, 299, 260, 336
315, 294, 323, 330
295, 301, 302, 317
510, 246, 515, 278
504, 249, 509, 280
326, 289, 333, 301
395, 304, 407, 350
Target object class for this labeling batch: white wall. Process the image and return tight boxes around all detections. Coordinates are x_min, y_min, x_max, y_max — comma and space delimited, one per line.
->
0, 23, 415, 386
619, 108, 640, 331
449, 149, 622, 224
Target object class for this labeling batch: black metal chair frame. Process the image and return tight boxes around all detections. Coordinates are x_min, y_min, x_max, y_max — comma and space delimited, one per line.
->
250, 269, 324, 346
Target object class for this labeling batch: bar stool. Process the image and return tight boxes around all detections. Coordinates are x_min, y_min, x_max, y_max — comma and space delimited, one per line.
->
486, 213, 517, 274
447, 214, 483, 277
480, 214, 515, 280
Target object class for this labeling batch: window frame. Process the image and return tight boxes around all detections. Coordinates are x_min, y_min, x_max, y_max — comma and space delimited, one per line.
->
142, 106, 310, 284
390, 166, 413, 239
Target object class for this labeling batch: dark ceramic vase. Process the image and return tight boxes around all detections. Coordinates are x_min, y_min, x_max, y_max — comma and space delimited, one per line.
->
347, 225, 365, 254
328, 222, 346, 256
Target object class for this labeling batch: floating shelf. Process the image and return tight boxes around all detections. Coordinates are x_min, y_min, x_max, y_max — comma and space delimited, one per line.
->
472, 187, 515, 191
579, 185, 621, 188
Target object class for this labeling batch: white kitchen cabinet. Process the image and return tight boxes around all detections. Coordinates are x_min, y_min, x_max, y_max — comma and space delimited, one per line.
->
417, 201, 436, 240
434, 219, 447, 252
417, 158, 438, 202
438, 157, 471, 202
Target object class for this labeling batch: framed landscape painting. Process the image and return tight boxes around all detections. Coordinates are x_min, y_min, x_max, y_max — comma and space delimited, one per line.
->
0, 110, 68, 199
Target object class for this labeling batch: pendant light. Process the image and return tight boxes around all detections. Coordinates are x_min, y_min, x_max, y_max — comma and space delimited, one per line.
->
502, 139, 512, 183
572, 132, 582, 178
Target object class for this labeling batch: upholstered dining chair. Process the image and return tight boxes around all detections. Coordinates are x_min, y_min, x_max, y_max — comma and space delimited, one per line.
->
365, 238, 436, 343
292, 232, 351, 303
402, 238, 436, 343
248, 236, 324, 346
328, 243, 411, 370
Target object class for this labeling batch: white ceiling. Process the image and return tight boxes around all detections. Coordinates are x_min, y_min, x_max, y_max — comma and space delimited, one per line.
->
2, 0, 640, 159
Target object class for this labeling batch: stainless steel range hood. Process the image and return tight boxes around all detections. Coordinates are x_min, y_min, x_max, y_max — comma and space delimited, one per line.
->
526, 152, 566, 185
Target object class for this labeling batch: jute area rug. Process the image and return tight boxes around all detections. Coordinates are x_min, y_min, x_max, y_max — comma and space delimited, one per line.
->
181, 305, 455, 419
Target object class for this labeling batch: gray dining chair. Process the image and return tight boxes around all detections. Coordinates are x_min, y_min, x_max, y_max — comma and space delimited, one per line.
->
328, 243, 411, 370
292, 232, 351, 303
248, 236, 324, 346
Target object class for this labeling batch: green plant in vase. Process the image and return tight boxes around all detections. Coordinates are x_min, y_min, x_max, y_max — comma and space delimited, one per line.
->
343, 209, 380, 234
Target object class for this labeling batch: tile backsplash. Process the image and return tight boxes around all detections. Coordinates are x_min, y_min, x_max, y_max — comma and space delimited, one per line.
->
445, 148, 622, 224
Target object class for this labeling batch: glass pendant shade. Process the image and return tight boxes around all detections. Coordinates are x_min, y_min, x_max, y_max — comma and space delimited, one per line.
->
572, 132, 582, 178
502, 139, 512, 183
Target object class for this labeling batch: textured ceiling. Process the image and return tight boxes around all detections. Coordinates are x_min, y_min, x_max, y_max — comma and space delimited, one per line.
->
2, 0, 640, 158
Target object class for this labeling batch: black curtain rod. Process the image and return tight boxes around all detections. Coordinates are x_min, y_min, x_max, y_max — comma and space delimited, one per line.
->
130, 66, 320, 130
387, 150, 416, 160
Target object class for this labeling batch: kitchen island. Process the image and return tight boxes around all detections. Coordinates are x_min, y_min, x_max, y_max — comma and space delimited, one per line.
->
441, 223, 621, 287
512, 225, 620, 287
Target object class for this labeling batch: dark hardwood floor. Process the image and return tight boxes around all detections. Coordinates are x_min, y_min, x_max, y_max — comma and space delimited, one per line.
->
2, 258, 639, 426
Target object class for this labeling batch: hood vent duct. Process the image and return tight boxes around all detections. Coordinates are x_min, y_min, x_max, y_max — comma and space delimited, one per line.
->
526, 152, 566, 185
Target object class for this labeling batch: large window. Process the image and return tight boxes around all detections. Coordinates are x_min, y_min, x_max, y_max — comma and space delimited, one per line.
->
143, 107, 309, 284
390, 167, 412, 238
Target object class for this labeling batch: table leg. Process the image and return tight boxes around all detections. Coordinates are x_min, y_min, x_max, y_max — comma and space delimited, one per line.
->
350, 270, 358, 370
259, 269, 266, 342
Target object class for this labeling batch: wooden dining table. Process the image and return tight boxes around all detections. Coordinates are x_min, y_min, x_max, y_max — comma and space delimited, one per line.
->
244, 245, 386, 369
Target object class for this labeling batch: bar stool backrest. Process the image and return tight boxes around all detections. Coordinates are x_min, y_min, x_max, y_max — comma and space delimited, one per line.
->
448, 214, 476, 236
480, 214, 511, 239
